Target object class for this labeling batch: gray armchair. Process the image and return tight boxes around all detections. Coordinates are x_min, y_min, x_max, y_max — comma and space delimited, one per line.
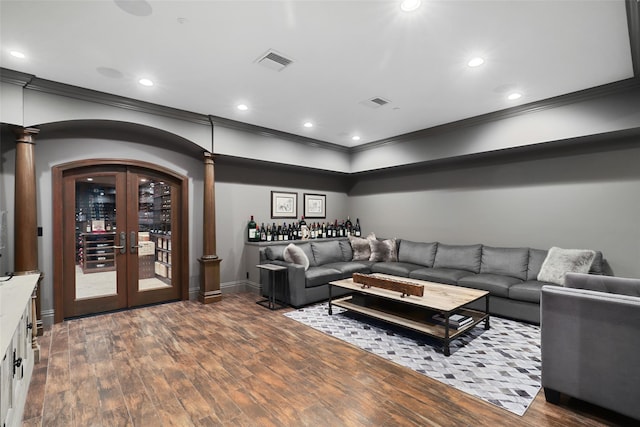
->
540, 272, 640, 420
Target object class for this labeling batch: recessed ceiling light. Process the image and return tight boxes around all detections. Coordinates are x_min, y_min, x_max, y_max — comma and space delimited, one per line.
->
467, 57, 484, 67
10, 50, 26, 59
507, 92, 522, 101
303, 122, 313, 128
87, 178, 94, 182
352, 135, 361, 141
138, 78, 154, 87
237, 104, 249, 111
400, 0, 421, 12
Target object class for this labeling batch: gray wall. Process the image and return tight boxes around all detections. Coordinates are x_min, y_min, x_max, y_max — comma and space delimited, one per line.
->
214, 157, 350, 284
0, 121, 351, 322
348, 138, 640, 278
0, 126, 14, 275
351, 85, 640, 172
12, 122, 205, 323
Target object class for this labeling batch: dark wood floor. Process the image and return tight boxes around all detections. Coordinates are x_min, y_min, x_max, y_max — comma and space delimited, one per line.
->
23, 292, 636, 426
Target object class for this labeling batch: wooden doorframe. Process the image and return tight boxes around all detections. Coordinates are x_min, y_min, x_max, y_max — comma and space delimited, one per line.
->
52, 158, 189, 323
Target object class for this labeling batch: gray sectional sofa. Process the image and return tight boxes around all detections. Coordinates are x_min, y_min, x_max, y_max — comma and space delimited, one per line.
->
259, 238, 605, 324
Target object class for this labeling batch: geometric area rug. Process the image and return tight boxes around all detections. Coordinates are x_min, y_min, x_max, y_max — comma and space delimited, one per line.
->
285, 303, 541, 416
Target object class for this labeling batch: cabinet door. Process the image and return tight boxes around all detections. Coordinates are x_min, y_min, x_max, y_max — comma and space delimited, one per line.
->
1, 339, 14, 425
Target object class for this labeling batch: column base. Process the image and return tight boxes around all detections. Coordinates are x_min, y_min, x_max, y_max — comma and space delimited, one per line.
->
198, 256, 222, 304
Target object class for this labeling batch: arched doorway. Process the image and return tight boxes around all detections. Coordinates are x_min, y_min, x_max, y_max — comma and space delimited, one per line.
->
52, 159, 189, 322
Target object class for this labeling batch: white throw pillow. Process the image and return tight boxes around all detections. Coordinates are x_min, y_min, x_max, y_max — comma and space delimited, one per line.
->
283, 243, 310, 271
537, 247, 596, 286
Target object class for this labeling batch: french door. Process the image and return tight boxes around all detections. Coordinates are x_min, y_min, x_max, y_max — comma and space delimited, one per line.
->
58, 163, 184, 319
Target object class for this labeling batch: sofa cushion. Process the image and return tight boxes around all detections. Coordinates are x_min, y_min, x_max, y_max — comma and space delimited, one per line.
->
509, 280, 549, 303
397, 240, 438, 268
305, 266, 343, 288
527, 249, 548, 281
323, 262, 371, 276
369, 238, 398, 262
349, 233, 376, 261
537, 247, 596, 286
338, 240, 353, 261
433, 244, 482, 273
458, 274, 522, 298
372, 262, 422, 277
283, 243, 310, 271
408, 268, 471, 285
311, 240, 344, 265
480, 246, 529, 280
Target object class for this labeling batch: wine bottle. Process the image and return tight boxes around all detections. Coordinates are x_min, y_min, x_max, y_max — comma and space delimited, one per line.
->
248, 215, 258, 242
283, 222, 289, 241
354, 218, 362, 237
266, 224, 272, 242
345, 216, 353, 236
260, 223, 266, 241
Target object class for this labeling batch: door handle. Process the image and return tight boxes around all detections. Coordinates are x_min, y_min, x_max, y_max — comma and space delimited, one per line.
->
130, 231, 140, 253
114, 232, 126, 254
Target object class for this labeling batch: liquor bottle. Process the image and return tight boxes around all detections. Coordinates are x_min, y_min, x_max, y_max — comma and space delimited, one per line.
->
248, 215, 258, 242
345, 216, 353, 236
321, 222, 327, 239
310, 223, 316, 239
354, 218, 362, 237
266, 224, 272, 242
260, 223, 267, 241
283, 222, 289, 241
299, 216, 309, 240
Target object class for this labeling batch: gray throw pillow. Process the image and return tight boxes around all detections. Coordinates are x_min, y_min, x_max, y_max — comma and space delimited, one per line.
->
537, 246, 596, 286
349, 232, 376, 261
283, 243, 310, 271
369, 238, 398, 262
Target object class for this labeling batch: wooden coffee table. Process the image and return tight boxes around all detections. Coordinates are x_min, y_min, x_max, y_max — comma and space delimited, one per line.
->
329, 273, 490, 356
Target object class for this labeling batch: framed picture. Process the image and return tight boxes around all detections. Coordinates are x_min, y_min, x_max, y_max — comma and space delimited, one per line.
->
304, 193, 326, 218
271, 191, 297, 218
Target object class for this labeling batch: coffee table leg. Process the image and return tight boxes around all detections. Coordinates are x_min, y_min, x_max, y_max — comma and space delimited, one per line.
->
444, 316, 450, 356
328, 283, 333, 315
484, 295, 490, 330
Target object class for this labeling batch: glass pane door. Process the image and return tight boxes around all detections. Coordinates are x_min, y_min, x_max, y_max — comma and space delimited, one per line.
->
64, 169, 127, 318
127, 172, 180, 306
75, 176, 117, 298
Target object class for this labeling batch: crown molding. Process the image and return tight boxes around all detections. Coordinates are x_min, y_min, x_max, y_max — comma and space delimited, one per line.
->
23, 74, 211, 127
0, 68, 34, 86
208, 115, 349, 153
351, 78, 640, 153
0, 67, 348, 153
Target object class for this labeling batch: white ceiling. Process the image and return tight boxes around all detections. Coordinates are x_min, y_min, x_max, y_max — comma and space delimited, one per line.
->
0, 0, 635, 147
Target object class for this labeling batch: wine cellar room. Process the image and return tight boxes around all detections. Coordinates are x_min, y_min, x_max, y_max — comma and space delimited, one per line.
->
74, 176, 173, 300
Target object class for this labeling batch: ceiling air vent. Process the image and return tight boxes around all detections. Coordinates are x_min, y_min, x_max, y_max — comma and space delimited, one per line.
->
360, 97, 391, 108
256, 49, 293, 71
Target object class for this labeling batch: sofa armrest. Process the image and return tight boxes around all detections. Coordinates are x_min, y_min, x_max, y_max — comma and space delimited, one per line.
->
541, 285, 640, 420
564, 272, 640, 296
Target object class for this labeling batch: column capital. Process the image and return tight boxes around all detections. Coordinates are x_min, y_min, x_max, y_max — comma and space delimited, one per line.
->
203, 151, 215, 165
13, 127, 40, 144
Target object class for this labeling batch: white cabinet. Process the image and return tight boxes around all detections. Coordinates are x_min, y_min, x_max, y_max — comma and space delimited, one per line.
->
0, 273, 39, 427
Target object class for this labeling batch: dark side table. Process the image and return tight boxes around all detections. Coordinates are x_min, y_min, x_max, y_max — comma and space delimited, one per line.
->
256, 263, 288, 310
